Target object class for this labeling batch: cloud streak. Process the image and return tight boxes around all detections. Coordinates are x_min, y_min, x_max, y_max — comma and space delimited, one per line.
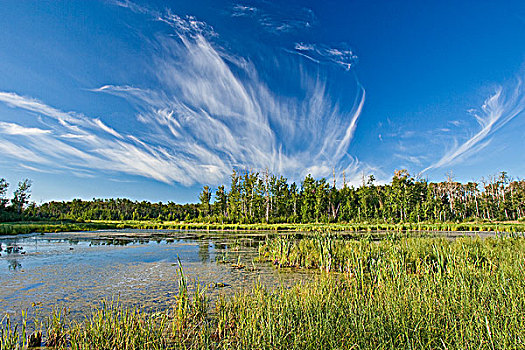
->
95, 7, 367, 184
423, 79, 525, 173
0, 93, 225, 185
292, 42, 358, 71
0, 2, 368, 187
231, 2, 316, 34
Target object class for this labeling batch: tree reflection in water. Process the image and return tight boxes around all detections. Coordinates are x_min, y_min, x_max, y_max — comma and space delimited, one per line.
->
8, 259, 22, 270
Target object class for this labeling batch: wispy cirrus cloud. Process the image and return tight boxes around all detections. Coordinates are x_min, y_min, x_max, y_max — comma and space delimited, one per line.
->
111, 0, 150, 15
422, 78, 525, 173
0, 2, 369, 187
0, 92, 121, 139
231, 2, 316, 34
93, 6, 368, 184
231, 4, 258, 17
0, 92, 226, 185
0, 121, 51, 136
292, 42, 358, 71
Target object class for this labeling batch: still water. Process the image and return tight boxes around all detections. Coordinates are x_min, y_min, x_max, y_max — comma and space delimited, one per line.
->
0, 230, 311, 322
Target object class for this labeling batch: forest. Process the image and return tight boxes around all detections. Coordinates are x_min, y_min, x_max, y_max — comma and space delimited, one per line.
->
1, 169, 524, 224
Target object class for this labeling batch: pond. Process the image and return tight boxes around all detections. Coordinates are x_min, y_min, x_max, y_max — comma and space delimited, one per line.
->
0, 228, 499, 325
0, 229, 312, 324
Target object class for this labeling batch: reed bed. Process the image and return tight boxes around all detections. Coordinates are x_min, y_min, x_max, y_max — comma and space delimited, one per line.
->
260, 232, 525, 273
0, 222, 118, 235
110, 221, 525, 233
2, 236, 524, 349
252, 236, 525, 348
2, 220, 525, 235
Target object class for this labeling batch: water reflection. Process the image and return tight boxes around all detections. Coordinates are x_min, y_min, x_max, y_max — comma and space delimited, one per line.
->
7, 259, 21, 270
198, 240, 210, 263
0, 230, 311, 325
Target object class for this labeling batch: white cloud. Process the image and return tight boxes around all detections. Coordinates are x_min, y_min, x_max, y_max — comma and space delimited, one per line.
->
0, 4, 368, 187
0, 138, 51, 164
230, 2, 315, 34
93, 119, 123, 139
111, 0, 150, 15
231, 5, 258, 17
0, 100, 222, 185
0, 121, 51, 135
290, 43, 358, 71
423, 79, 525, 173
94, 11, 367, 184
294, 42, 315, 51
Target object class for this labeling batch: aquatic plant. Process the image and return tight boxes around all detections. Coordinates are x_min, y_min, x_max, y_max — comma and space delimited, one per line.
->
2, 236, 524, 349
3, 219, 525, 236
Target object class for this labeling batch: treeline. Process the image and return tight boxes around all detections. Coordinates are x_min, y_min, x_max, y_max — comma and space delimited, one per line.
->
2, 170, 525, 224
196, 169, 525, 224
32, 198, 200, 222
0, 177, 201, 222
0, 178, 33, 222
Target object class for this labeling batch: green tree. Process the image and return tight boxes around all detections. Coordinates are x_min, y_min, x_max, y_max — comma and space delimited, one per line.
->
199, 185, 212, 217
300, 175, 316, 222
314, 178, 329, 222
0, 178, 8, 209
11, 179, 32, 214
228, 171, 241, 221
214, 185, 228, 219
289, 182, 299, 222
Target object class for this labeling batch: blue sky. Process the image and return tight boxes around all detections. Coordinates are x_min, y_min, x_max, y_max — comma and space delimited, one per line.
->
0, 0, 525, 203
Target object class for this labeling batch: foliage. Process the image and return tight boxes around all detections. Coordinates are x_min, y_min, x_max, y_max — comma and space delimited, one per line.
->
0, 178, 33, 222
23, 198, 201, 223
3, 169, 525, 225
0, 179, 8, 208
198, 169, 525, 224
11, 179, 31, 214
198, 186, 212, 217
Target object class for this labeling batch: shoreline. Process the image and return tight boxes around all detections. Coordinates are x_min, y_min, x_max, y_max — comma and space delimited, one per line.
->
1, 220, 524, 236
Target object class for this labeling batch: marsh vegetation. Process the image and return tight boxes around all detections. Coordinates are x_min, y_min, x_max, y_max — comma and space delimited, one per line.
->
2, 169, 525, 348
1, 232, 524, 349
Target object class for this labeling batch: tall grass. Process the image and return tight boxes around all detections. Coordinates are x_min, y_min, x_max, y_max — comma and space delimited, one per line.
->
2, 236, 524, 349
0, 258, 209, 350
0, 221, 119, 235
215, 269, 524, 349
2, 220, 525, 235
242, 236, 525, 348
110, 221, 525, 233
260, 232, 524, 273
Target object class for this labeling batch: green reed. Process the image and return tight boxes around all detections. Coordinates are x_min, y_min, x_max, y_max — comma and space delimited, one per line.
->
0, 221, 119, 235
2, 236, 524, 349
3, 220, 525, 235
245, 236, 525, 349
